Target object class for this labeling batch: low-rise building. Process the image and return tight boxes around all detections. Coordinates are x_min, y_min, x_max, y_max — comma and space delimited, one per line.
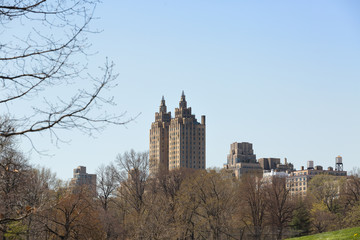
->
286, 159, 347, 196
263, 169, 289, 178
259, 157, 294, 173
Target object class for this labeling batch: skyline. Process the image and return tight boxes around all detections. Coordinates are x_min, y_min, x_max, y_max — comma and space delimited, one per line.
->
13, 0, 360, 180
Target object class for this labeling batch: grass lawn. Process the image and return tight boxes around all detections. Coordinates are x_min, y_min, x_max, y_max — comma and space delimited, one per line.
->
286, 227, 360, 240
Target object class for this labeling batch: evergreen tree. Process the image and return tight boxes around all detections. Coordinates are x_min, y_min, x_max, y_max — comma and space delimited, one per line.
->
290, 200, 311, 237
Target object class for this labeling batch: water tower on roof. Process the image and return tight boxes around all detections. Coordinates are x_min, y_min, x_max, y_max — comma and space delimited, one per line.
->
335, 155, 343, 171
307, 160, 314, 170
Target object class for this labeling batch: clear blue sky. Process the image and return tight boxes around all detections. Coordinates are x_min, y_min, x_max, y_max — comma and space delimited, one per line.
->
24, 0, 360, 180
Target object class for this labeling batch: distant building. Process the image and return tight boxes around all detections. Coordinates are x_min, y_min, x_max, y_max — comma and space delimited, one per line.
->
259, 157, 294, 173
149, 96, 171, 175
223, 142, 262, 178
263, 169, 289, 179
259, 158, 280, 170
286, 158, 347, 196
262, 169, 290, 184
70, 166, 97, 196
149, 92, 206, 175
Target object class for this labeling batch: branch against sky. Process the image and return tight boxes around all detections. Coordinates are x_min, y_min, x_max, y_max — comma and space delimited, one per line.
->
0, 0, 134, 144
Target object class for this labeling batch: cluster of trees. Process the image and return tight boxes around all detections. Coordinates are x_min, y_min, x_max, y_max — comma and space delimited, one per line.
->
2, 146, 360, 239
1, 1, 360, 239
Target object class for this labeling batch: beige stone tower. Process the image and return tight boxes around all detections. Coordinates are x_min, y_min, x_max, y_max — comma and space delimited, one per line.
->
149, 96, 171, 175
224, 142, 262, 178
168, 91, 206, 170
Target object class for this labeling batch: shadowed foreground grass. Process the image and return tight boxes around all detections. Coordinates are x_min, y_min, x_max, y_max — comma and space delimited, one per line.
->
286, 227, 360, 240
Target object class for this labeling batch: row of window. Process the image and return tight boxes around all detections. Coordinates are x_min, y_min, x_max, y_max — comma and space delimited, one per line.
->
287, 182, 307, 187
290, 187, 306, 192
287, 177, 307, 182
169, 165, 206, 170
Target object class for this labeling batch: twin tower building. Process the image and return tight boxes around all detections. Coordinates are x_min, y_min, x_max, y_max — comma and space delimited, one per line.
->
149, 92, 206, 175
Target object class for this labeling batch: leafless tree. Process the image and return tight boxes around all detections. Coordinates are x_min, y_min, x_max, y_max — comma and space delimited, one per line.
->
0, 135, 31, 237
37, 186, 103, 240
0, 0, 133, 144
115, 150, 149, 214
155, 168, 193, 211
22, 167, 59, 240
97, 163, 119, 212
97, 163, 120, 240
114, 150, 148, 239
238, 174, 267, 240
195, 170, 237, 239
174, 171, 203, 240
265, 176, 295, 240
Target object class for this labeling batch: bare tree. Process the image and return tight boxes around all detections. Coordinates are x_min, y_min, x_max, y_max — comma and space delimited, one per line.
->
155, 168, 193, 212
0, 0, 132, 143
174, 170, 238, 240
194, 170, 237, 239
238, 174, 267, 240
174, 171, 203, 240
97, 163, 119, 212
265, 176, 295, 240
115, 150, 148, 239
38, 186, 103, 240
22, 167, 59, 240
97, 163, 120, 240
0, 136, 31, 238
308, 175, 344, 213
115, 150, 148, 213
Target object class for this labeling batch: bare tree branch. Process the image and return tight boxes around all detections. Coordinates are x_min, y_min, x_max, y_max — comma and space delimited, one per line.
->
0, 0, 135, 146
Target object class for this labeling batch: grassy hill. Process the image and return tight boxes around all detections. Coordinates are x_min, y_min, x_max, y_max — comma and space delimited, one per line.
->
286, 227, 360, 240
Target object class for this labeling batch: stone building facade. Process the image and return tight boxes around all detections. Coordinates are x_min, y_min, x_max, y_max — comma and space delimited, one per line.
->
70, 166, 97, 196
286, 161, 347, 196
149, 96, 171, 175
224, 142, 262, 178
150, 92, 206, 175
259, 157, 294, 172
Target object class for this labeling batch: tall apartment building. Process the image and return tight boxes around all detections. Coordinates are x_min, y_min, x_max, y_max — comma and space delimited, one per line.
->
149, 96, 171, 174
70, 166, 97, 196
149, 92, 206, 175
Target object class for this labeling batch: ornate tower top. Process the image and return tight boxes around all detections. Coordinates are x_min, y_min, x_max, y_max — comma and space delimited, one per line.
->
160, 95, 167, 113
179, 91, 187, 109
174, 91, 196, 120
154, 96, 171, 122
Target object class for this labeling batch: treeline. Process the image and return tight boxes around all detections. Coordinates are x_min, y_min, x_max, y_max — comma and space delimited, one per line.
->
1, 147, 360, 239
